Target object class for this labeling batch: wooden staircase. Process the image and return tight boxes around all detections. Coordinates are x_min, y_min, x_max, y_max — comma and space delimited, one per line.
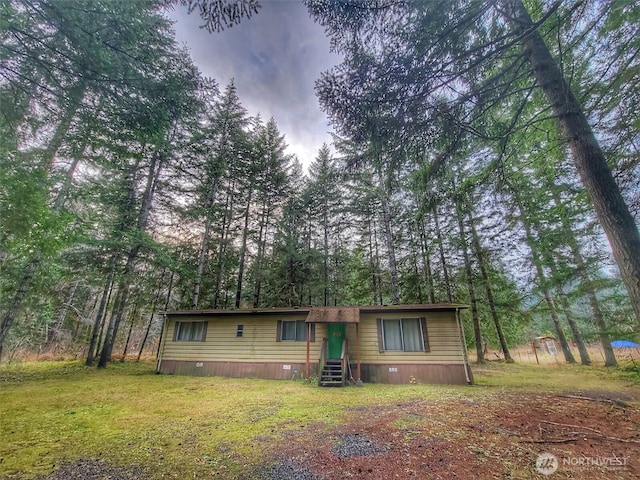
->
319, 359, 346, 387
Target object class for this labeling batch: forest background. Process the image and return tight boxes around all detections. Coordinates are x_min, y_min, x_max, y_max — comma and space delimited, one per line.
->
1, 0, 638, 368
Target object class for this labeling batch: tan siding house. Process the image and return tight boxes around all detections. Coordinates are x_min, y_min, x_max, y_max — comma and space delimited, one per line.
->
157, 304, 473, 385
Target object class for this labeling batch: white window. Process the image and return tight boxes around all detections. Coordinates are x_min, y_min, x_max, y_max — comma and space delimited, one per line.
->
174, 321, 207, 342
278, 320, 314, 342
378, 318, 429, 352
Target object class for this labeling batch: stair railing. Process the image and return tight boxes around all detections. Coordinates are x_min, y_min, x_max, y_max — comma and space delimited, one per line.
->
340, 339, 348, 386
318, 337, 328, 386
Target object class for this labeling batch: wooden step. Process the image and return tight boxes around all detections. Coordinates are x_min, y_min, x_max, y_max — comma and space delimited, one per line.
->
319, 359, 345, 387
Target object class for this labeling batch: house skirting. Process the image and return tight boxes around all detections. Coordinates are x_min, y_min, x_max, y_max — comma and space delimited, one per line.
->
158, 360, 315, 380
158, 360, 472, 385
360, 363, 472, 385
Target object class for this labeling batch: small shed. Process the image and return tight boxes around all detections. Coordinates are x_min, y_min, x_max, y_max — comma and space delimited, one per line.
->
533, 336, 558, 356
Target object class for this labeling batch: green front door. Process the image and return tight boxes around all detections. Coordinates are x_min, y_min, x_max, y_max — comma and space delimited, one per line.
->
327, 323, 346, 359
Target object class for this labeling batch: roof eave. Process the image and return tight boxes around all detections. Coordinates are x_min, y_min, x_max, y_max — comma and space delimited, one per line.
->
163, 303, 468, 317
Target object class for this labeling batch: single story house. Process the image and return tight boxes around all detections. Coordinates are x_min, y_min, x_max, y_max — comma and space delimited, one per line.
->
157, 304, 473, 385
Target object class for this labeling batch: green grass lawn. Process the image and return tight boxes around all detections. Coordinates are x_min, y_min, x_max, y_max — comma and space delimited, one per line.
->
0, 360, 638, 479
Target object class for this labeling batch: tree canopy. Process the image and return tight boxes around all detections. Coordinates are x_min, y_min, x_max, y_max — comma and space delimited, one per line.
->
0, 0, 637, 365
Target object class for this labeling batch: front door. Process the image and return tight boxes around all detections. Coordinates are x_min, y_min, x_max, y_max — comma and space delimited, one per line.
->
327, 323, 346, 359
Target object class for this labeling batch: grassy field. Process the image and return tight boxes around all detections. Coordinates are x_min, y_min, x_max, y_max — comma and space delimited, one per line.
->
0, 360, 638, 479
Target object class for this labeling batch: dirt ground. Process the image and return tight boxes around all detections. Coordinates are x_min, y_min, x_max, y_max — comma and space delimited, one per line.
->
245, 390, 640, 480
38, 389, 640, 480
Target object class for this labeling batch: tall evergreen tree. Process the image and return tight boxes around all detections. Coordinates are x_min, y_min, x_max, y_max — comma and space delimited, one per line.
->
306, 144, 344, 305
307, 0, 640, 327
190, 81, 249, 308
251, 118, 292, 307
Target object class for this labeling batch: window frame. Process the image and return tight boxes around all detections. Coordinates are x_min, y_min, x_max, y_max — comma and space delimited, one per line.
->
276, 320, 315, 342
377, 317, 429, 353
173, 321, 208, 342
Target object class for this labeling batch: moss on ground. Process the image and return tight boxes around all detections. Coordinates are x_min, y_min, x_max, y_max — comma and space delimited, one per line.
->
0, 360, 637, 479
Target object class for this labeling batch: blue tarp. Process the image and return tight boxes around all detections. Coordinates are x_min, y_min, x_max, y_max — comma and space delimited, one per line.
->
611, 340, 640, 348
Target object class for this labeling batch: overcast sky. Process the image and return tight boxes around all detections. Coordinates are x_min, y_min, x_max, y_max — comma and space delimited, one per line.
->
168, 0, 341, 170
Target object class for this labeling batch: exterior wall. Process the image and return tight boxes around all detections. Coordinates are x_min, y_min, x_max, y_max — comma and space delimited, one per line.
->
158, 313, 326, 379
347, 311, 466, 364
158, 309, 472, 384
359, 363, 469, 385
159, 359, 316, 380
344, 311, 471, 385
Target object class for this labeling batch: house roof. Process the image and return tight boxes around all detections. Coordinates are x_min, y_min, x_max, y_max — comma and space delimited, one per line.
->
359, 304, 467, 313
163, 303, 467, 317
305, 307, 360, 323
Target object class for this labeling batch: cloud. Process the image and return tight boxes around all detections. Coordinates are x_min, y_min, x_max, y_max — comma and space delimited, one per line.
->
168, 0, 341, 169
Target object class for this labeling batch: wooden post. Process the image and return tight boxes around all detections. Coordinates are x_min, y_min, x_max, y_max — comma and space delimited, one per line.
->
306, 322, 311, 379
356, 323, 361, 382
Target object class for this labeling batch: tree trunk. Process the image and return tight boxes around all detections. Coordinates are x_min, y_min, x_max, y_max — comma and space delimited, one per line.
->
555, 284, 591, 365
470, 220, 514, 362
542, 288, 576, 363
97, 271, 129, 368
86, 255, 117, 365
526, 191, 591, 365
419, 219, 437, 304
235, 189, 253, 308
252, 202, 270, 307
411, 233, 424, 303
52, 98, 101, 210
0, 257, 39, 362
47, 280, 79, 347
137, 269, 165, 362
52, 148, 84, 211
504, 171, 577, 364
455, 197, 484, 363
97, 141, 165, 368
42, 82, 86, 169
322, 208, 330, 306
213, 178, 236, 308
136, 148, 165, 231
193, 216, 212, 309
94, 279, 115, 364
366, 218, 378, 305
508, 0, 640, 328
155, 271, 175, 357
94, 289, 112, 362
549, 189, 617, 366
121, 311, 137, 361
523, 233, 576, 364
380, 192, 400, 304
193, 171, 221, 309
77, 293, 99, 344
371, 218, 384, 305
433, 205, 453, 302
587, 288, 618, 367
